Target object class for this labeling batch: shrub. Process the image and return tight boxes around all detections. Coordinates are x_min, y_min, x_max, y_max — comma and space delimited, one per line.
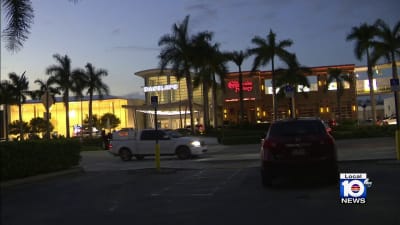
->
0, 139, 81, 181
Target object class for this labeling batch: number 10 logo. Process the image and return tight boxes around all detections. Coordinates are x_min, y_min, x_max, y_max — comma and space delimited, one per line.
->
341, 179, 366, 198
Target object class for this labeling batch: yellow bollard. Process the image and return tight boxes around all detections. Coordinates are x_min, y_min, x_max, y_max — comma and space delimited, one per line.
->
396, 129, 400, 160
155, 143, 161, 171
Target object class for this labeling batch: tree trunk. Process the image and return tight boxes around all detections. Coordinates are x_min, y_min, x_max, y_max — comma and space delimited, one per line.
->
271, 58, 278, 121
18, 102, 24, 140
5, 104, 9, 141
367, 51, 377, 124
291, 93, 296, 118
65, 89, 70, 138
337, 81, 342, 122
186, 72, 195, 135
212, 75, 218, 128
238, 65, 244, 126
89, 93, 94, 138
178, 86, 183, 128
202, 81, 210, 130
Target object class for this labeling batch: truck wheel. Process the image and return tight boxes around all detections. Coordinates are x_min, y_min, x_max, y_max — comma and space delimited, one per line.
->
120, 148, 132, 161
135, 155, 145, 160
176, 146, 191, 160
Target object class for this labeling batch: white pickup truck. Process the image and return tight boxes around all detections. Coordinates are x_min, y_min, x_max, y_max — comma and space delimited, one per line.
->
108, 128, 208, 161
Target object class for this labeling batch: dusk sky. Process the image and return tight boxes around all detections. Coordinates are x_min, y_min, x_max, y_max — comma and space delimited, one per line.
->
1, 0, 399, 98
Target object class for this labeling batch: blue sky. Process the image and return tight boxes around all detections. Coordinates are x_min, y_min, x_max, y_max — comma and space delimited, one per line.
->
1, 0, 399, 98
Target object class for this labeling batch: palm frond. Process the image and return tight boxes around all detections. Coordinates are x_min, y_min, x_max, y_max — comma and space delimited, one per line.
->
2, 0, 34, 52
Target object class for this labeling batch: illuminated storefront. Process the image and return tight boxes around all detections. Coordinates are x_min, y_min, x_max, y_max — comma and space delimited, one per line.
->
223, 64, 358, 124
132, 69, 215, 129
8, 96, 143, 138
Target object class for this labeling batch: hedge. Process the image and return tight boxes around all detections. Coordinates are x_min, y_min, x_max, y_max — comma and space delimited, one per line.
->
0, 139, 81, 181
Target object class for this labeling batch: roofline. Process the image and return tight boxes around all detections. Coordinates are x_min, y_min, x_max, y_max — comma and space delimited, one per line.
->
354, 61, 399, 72
23, 95, 130, 104
134, 68, 174, 79
227, 64, 356, 78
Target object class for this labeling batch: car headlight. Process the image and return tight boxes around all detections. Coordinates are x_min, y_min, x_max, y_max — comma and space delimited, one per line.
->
191, 140, 201, 147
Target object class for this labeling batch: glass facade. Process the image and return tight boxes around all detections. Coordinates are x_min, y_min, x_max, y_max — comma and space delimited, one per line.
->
136, 69, 212, 129
8, 97, 137, 138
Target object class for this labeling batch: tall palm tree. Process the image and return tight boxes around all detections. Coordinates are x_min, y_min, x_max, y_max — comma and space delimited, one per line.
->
249, 29, 293, 121
326, 68, 353, 122
226, 50, 249, 125
1, 0, 34, 52
78, 63, 109, 137
158, 15, 212, 134
46, 54, 81, 138
276, 54, 310, 118
8, 72, 29, 140
346, 23, 379, 124
373, 19, 400, 127
193, 40, 228, 129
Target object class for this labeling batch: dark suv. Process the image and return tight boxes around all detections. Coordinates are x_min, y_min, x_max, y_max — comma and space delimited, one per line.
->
260, 118, 338, 186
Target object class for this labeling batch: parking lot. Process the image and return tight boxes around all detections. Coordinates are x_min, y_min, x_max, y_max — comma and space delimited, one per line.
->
1, 137, 400, 225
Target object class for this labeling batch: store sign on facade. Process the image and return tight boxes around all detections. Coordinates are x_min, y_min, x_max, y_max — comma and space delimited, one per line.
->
227, 80, 253, 93
143, 84, 179, 92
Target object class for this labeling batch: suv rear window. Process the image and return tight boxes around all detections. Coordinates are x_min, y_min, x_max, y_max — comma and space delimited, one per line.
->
268, 120, 326, 137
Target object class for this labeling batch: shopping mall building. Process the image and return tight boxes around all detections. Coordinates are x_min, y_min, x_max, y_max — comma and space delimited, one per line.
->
0, 62, 398, 139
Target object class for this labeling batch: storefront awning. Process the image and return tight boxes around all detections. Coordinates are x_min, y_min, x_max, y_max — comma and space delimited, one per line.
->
122, 100, 202, 115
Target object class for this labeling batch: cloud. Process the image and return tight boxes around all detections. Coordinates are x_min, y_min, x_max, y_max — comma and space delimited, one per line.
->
185, 2, 217, 17
111, 28, 121, 35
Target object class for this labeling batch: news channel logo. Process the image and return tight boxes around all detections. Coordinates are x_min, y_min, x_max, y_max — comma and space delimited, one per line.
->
340, 173, 372, 204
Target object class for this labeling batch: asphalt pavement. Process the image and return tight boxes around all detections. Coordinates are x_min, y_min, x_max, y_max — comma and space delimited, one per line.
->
1, 137, 400, 225
78, 136, 398, 172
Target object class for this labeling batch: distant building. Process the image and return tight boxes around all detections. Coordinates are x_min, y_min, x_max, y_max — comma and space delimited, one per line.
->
4, 95, 144, 138
130, 69, 216, 129
223, 64, 358, 124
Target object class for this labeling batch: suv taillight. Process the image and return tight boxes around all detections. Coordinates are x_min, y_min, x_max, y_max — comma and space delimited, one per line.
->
321, 135, 335, 146
263, 138, 278, 149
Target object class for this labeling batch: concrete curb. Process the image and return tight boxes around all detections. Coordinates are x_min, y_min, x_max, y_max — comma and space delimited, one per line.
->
0, 167, 84, 188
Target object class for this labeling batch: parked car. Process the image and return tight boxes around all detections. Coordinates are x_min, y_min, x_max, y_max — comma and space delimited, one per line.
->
108, 129, 207, 161
260, 118, 338, 186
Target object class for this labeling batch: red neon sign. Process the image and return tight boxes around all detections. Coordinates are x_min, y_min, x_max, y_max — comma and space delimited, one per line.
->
227, 80, 253, 93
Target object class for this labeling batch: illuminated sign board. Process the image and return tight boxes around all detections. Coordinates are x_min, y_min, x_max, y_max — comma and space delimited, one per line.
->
143, 84, 179, 92
227, 80, 253, 93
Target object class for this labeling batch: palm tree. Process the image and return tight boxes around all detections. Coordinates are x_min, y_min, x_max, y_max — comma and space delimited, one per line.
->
276, 54, 310, 118
32, 78, 59, 139
373, 19, 400, 127
78, 63, 109, 137
46, 54, 81, 138
249, 29, 293, 121
326, 68, 353, 122
158, 15, 212, 134
8, 72, 29, 140
226, 50, 249, 125
193, 40, 228, 129
1, 0, 34, 52
0, 80, 17, 141
346, 23, 379, 124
